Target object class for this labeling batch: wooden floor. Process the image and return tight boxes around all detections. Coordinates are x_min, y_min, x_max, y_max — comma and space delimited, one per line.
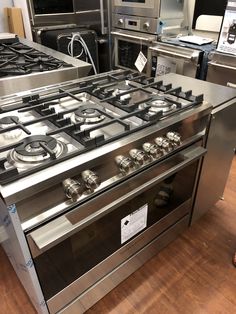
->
1, 156, 236, 314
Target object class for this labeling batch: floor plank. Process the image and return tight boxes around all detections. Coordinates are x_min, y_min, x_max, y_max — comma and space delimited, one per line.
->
0, 156, 236, 314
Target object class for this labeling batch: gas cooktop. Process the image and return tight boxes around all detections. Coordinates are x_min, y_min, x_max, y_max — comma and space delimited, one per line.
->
0, 38, 72, 77
0, 70, 204, 184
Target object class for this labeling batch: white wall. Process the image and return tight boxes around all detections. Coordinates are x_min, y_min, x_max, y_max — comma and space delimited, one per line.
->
0, 0, 13, 32
13, 0, 32, 40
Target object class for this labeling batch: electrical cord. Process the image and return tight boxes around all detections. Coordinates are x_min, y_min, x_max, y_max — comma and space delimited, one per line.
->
67, 33, 97, 74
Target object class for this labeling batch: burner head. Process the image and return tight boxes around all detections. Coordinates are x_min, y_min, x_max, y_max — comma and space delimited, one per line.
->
74, 104, 106, 124
9, 135, 66, 164
0, 116, 22, 139
116, 83, 132, 93
148, 96, 175, 114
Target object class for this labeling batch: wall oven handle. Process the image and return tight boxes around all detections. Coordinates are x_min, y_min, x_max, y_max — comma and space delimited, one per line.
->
208, 61, 236, 71
111, 31, 154, 42
27, 146, 206, 258
227, 82, 236, 89
100, 0, 107, 35
150, 47, 197, 61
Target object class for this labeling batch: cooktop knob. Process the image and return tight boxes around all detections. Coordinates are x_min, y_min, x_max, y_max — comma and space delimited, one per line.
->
166, 132, 181, 146
115, 155, 134, 174
142, 142, 163, 159
143, 22, 150, 31
82, 170, 101, 191
155, 137, 172, 153
62, 178, 83, 202
129, 149, 148, 166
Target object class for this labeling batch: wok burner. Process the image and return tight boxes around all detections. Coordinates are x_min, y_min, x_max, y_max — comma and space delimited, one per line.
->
7, 135, 67, 168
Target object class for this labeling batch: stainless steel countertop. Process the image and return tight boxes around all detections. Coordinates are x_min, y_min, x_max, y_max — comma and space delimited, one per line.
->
156, 73, 236, 108
0, 37, 92, 97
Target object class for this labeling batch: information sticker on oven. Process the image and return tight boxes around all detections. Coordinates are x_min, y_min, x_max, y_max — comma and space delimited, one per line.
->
121, 204, 148, 244
135, 51, 147, 73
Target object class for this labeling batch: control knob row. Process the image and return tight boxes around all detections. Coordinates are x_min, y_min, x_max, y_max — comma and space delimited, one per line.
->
62, 170, 100, 202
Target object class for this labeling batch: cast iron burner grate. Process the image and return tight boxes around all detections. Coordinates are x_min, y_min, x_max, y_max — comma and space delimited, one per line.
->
0, 70, 204, 184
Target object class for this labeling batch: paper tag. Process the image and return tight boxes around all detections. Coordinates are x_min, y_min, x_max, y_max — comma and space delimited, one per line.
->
155, 56, 177, 76
135, 51, 147, 73
121, 204, 148, 244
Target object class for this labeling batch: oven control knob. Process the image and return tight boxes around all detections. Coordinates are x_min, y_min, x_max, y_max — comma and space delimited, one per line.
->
155, 137, 173, 153
142, 142, 163, 159
115, 155, 134, 174
81, 170, 101, 191
166, 132, 182, 146
129, 149, 149, 166
118, 18, 124, 26
143, 22, 150, 31
62, 179, 83, 202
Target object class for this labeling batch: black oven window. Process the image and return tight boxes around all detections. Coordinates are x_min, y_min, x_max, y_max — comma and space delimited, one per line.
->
122, 0, 145, 3
33, 0, 74, 14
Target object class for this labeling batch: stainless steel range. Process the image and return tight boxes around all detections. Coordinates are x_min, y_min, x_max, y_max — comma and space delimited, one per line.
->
0, 36, 91, 96
0, 69, 211, 313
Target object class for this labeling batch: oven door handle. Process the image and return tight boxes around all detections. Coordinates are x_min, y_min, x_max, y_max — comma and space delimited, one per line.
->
27, 146, 206, 258
150, 47, 199, 62
111, 31, 154, 42
208, 61, 236, 71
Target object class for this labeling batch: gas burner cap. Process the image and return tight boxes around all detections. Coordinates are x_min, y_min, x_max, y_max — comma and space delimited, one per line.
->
8, 135, 66, 164
74, 104, 106, 124
116, 83, 132, 93
0, 116, 22, 139
148, 96, 175, 114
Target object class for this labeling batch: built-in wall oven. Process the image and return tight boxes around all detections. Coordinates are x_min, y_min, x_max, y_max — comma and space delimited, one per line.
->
27, 0, 108, 35
111, 0, 188, 73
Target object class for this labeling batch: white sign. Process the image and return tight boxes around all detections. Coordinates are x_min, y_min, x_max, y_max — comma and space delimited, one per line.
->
134, 51, 147, 73
121, 204, 148, 244
217, 0, 236, 55
156, 56, 177, 76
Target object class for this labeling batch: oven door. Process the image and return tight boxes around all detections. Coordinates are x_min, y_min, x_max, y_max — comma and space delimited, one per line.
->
112, 30, 155, 74
112, 0, 160, 18
147, 44, 201, 78
28, 0, 76, 26
26, 144, 206, 312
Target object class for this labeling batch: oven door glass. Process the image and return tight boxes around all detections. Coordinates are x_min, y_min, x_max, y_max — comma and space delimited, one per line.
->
117, 39, 148, 71
32, 158, 199, 301
33, 0, 74, 14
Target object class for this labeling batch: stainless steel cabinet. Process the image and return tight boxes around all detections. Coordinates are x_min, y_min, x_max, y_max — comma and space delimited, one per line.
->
207, 51, 236, 88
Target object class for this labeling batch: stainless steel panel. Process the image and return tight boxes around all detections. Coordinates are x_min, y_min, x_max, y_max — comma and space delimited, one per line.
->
112, 14, 158, 34
112, 0, 160, 18
49, 215, 189, 314
192, 98, 236, 223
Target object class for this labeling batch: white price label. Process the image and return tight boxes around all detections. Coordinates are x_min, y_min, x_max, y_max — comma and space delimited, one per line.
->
155, 56, 177, 76
135, 51, 147, 73
121, 204, 148, 244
